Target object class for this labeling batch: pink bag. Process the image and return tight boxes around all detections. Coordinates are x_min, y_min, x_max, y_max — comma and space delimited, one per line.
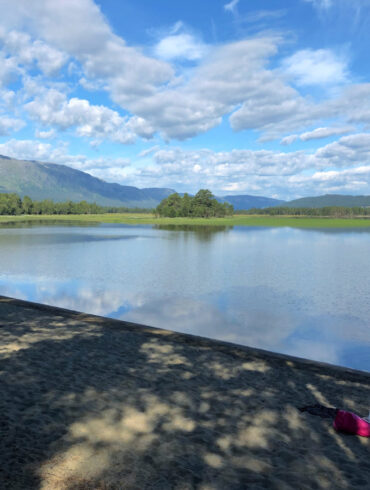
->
333, 410, 370, 437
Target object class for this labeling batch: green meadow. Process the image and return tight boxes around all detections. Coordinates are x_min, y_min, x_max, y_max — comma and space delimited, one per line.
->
1, 213, 370, 228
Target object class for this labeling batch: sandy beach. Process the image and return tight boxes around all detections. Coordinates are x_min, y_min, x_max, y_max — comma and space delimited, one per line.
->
0, 295, 369, 489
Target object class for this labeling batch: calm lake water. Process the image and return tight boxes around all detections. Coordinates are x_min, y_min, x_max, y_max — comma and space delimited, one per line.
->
0, 222, 369, 372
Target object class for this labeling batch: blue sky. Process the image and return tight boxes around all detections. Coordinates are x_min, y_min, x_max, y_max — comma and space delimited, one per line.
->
1, 0, 370, 199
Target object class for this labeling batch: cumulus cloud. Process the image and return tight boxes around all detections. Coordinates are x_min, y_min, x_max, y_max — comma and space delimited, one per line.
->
127, 37, 300, 140
25, 88, 138, 144
0, 116, 25, 135
281, 49, 349, 86
289, 166, 370, 194
0, 1, 325, 142
0, 138, 131, 174
0, 0, 173, 101
0, 29, 68, 76
0, 51, 19, 86
1, 0, 370, 158
2, 132, 370, 198
131, 136, 370, 196
315, 133, 370, 166
154, 26, 208, 61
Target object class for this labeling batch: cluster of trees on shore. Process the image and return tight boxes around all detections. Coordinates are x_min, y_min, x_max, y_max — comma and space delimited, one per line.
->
2, 191, 369, 218
238, 206, 370, 217
0, 193, 151, 215
155, 190, 234, 218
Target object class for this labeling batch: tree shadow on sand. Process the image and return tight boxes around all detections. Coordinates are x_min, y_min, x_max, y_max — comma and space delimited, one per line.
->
1, 296, 369, 489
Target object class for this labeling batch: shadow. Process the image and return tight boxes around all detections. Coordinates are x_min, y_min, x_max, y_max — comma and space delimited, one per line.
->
1, 296, 369, 489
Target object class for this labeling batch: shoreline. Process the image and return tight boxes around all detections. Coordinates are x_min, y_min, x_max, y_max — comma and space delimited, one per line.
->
2, 295, 369, 378
1, 295, 369, 489
1, 213, 370, 228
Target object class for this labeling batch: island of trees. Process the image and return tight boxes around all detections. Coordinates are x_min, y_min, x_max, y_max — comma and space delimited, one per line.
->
155, 190, 234, 218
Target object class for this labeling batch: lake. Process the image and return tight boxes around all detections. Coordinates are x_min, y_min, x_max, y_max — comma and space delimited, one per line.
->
0, 222, 369, 372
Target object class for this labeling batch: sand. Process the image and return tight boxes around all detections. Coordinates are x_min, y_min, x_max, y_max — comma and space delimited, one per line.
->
0, 295, 369, 490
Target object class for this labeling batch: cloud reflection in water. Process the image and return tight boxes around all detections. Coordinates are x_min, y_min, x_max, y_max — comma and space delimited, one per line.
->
1, 276, 368, 370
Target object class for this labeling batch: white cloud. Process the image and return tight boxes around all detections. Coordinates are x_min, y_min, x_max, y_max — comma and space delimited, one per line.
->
130, 136, 370, 196
281, 49, 349, 86
281, 126, 353, 145
2, 133, 370, 198
0, 29, 68, 76
0, 1, 316, 142
300, 126, 353, 141
280, 135, 299, 145
0, 51, 19, 86
0, 138, 66, 162
25, 89, 137, 144
154, 32, 208, 61
35, 128, 55, 139
0, 116, 25, 135
304, 0, 370, 11
315, 133, 370, 166
138, 146, 160, 158
0, 0, 369, 150
304, 0, 333, 9
0, 0, 173, 103
0, 138, 131, 174
224, 0, 240, 14
0, 89, 16, 109
127, 37, 297, 140
289, 165, 370, 194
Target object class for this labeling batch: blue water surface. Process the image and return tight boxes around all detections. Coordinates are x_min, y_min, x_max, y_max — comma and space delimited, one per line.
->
0, 222, 369, 371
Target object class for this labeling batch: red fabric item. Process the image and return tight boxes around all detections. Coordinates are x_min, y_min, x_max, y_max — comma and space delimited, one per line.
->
333, 410, 370, 437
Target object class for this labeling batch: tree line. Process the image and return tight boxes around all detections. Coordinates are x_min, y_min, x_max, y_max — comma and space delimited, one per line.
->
236, 206, 370, 217
0, 193, 151, 215
155, 190, 234, 218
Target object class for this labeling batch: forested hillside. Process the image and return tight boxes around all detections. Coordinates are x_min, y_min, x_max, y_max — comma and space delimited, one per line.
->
283, 194, 370, 208
0, 155, 174, 208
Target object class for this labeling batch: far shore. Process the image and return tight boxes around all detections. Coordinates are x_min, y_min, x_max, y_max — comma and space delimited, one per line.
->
1, 212, 370, 228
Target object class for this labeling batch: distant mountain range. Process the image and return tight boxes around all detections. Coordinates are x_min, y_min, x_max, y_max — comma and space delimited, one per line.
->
281, 194, 370, 208
218, 194, 285, 209
1, 155, 369, 210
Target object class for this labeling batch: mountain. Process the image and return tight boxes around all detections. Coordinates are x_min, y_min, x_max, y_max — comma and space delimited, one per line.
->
221, 194, 285, 210
282, 194, 370, 208
3, 155, 368, 211
0, 155, 174, 208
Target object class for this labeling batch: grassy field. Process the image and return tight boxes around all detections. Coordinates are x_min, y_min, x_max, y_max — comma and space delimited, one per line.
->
1, 213, 370, 228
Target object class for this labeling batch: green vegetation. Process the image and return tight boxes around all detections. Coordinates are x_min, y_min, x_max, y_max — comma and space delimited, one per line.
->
282, 194, 370, 208
1, 191, 370, 228
1, 213, 370, 228
238, 206, 370, 217
0, 193, 152, 215
155, 189, 234, 218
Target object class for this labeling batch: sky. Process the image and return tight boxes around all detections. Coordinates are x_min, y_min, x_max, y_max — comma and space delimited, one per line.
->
1, 0, 370, 200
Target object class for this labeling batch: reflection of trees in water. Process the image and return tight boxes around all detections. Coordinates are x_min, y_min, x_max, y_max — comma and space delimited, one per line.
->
0, 220, 100, 229
154, 224, 233, 241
